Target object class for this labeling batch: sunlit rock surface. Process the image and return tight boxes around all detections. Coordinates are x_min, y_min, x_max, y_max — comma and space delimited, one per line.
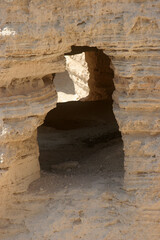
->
0, 0, 160, 239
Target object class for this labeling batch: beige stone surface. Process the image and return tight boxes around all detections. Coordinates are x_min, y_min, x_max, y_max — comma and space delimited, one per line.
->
0, 74, 57, 219
54, 53, 89, 102
0, 0, 160, 239
65, 53, 90, 100
54, 71, 78, 102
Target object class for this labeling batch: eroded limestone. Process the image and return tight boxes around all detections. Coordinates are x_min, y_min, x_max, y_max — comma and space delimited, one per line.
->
0, 0, 160, 239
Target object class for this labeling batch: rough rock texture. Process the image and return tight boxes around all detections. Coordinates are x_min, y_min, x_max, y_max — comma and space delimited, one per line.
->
55, 49, 115, 102
54, 53, 89, 103
0, 74, 57, 217
0, 0, 160, 239
85, 50, 115, 101
65, 50, 115, 102
53, 53, 89, 103
65, 53, 90, 100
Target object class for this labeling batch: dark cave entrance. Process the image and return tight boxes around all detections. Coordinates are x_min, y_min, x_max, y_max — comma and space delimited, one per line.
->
38, 47, 124, 177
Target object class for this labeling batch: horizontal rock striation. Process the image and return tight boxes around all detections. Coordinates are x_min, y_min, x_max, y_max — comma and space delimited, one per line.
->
0, 74, 57, 217
0, 0, 160, 239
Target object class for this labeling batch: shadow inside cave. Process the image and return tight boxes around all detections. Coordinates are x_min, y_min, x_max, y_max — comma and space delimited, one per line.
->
38, 100, 124, 180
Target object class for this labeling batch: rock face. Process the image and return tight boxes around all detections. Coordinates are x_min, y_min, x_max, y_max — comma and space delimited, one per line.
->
0, 74, 57, 218
54, 53, 89, 102
65, 53, 90, 100
85, 49, 114, 101
0, 0, 160, 239
55, 49, 114, 102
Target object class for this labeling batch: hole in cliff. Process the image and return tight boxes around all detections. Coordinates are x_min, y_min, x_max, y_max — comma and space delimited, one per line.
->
38, 47, 124, 180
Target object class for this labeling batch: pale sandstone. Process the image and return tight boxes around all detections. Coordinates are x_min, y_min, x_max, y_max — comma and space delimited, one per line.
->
65, 53, 90, 100
0, 0, 160, 239
54, 53, 89, 102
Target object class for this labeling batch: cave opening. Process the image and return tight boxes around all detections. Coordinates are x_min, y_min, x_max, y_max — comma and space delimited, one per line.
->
38, 46, 124, 180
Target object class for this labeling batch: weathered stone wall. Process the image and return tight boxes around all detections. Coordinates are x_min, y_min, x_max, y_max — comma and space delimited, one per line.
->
0, 74, 57, 218
85, 50, 114, 101
57, 49, 114, 102
0, 0, 160, 239
65, 53, 90, 100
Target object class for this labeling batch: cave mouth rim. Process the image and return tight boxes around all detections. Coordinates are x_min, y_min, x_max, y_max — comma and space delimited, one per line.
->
39, 47, 123, 174
45, 47, 116, 130
64, 45, 99, 56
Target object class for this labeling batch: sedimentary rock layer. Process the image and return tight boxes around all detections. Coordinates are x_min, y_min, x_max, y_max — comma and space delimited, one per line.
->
0, 74, 57, 217
0, 0, 160, 239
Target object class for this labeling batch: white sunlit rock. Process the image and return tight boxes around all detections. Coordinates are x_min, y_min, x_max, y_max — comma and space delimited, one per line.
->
0, 27, 16, 36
